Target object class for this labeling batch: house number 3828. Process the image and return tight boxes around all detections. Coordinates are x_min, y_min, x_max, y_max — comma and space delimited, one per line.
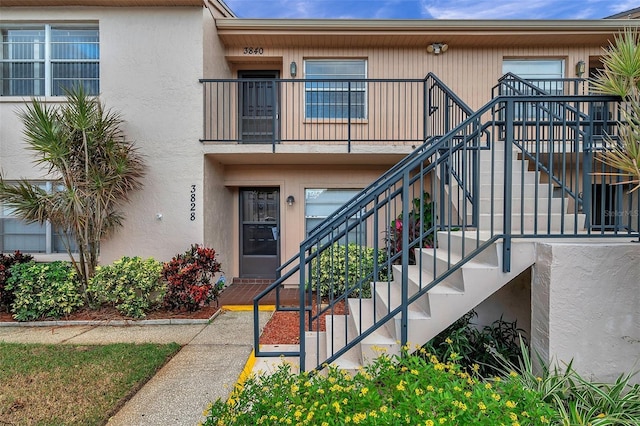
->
190, 185, 196, 221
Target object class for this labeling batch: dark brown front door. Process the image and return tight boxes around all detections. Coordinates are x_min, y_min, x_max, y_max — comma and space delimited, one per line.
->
238, 71, 280, 143
240, 188, 280, 278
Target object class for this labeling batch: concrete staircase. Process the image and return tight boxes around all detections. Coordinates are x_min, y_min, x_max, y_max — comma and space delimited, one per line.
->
298, 234, 537, 373
451, 140, 586, 234
256, 141, 586, 374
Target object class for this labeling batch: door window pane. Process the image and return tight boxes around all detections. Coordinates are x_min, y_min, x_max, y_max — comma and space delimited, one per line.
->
241, 189, 278, 256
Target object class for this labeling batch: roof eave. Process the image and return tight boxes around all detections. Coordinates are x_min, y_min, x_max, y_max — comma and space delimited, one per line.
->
216, 18, 640, 32
1, 0, 203, 6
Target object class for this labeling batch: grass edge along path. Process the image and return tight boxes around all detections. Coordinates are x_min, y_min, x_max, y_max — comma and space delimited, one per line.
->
0, 341, 181, 426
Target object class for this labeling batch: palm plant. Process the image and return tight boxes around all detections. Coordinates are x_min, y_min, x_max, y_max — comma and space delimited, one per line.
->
0, 85, 146, 300
491, 338, 640, 425
591, 28, 640, 191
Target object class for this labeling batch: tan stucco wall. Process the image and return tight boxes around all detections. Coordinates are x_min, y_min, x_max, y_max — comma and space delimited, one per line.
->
203, 6, 232, 78
203, 156, 233, 274
213, 164, 388, 279
0, 6, 209, 263
532, 241, 640, 383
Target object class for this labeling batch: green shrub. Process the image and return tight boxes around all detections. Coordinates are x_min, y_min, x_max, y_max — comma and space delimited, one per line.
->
203, 348, 557, 425
88, 256, 165, 319
424, 309, 526, 377
311, 243, 388, 299
0, 251, 34, 312
6, 261, 83, 321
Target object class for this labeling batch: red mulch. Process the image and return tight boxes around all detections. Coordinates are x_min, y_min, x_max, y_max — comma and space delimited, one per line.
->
0, 304, 220, 323
259, 301, 347, 345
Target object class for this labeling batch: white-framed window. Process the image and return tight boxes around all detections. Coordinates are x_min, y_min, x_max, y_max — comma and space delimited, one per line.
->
305, 188, 366, 245
0, 182, 72, 254
502, 59, 565, 94
0, 24, 99, 97
304, 59, 367, 119
502, 59, 565, 120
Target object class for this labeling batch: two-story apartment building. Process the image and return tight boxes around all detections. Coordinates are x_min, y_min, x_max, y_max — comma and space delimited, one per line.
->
0, 0, 630, 273
1, 1, 639, 379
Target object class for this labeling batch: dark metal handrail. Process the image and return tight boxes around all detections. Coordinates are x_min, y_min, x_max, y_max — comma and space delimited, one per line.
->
200, 77, 433, 151
306, 73, 473, 235
493, 73, 599, 210
254, 78, 634, 372
494, 73, 588, 96
252, 72, 474, 359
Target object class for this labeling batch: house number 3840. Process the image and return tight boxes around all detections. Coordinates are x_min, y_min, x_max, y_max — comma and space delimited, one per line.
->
190, 185, 196, 221
243, 47, 264, 55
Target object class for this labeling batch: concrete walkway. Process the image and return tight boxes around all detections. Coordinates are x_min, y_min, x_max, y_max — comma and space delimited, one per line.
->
0, 309, 272, 426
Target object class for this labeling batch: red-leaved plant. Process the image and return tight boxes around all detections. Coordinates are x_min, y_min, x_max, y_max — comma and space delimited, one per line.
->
0, 251, 34, 311
162, 244, 223, 311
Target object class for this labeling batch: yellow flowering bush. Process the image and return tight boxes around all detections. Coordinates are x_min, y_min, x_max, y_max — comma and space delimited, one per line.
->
202, 350, 557, 425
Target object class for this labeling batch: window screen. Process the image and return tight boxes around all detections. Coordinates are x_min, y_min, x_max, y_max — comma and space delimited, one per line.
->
0, 25, 99, 96
304, 60, 367, 119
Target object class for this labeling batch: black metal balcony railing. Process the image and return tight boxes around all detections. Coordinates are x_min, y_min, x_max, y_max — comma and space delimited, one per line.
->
199, 75, 470, 151
252, 73, 638, 373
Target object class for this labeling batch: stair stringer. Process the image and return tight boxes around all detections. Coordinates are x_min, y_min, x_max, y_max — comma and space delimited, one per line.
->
301, 237, 536, 372
381, 238, 536, 351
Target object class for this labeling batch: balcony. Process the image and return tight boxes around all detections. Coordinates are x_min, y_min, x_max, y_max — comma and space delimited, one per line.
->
199, 76, 468, 153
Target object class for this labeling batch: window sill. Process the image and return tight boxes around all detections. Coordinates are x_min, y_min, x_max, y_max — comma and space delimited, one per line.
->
0, 96, 69, 104
303, 119, 369, 124
26, 253, 76, 263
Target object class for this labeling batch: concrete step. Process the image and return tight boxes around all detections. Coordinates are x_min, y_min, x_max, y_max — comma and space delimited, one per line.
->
435, 230, 496, 262
254, 344, 302, 374
373, 280, 438, 347
478, 213, 586, 233
324, 314, 362, 373
478, 170, 538, 184
479, 182, 551, 196
415, 247, 500, 290
458, 196, 566, 217
347, 298, 399, 362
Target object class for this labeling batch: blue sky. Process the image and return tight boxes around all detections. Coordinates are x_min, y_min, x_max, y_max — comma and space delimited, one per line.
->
223, 0, 640, 19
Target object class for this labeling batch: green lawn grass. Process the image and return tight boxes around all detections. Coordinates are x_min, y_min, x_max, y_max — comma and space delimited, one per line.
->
0, 341, 181, 426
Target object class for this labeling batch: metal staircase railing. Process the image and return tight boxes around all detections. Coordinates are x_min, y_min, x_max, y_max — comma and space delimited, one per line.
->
254, 73, 473, 316
493, 73, 587, 210
493, 73, 623, 229
254, 77, 637, 372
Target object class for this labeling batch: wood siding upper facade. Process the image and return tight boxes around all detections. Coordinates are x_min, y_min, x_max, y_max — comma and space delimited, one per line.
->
202, 18, 638, 160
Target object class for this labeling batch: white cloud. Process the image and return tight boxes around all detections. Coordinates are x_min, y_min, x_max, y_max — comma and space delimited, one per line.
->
610, 0, 640, 14
224, 0, 629, 19
423, 0, 611, 19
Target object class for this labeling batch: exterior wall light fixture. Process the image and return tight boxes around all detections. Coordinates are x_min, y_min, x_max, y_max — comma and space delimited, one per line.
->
427, 43, 449, 55
575, 60, 586, 77
290, 61, 297, 77
286, 195, 295, 206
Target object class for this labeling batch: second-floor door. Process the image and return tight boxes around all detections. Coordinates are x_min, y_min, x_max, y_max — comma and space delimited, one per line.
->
238, 71, 280, 143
